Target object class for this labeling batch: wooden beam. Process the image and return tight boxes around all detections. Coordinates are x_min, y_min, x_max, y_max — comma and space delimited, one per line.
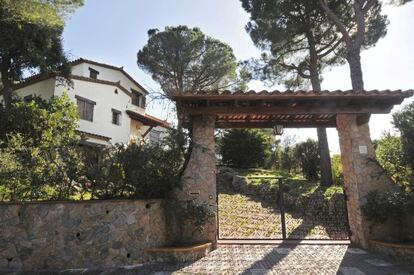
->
183, 104, 393, 115
141, 126, 154, 139
214, 120, 336, 129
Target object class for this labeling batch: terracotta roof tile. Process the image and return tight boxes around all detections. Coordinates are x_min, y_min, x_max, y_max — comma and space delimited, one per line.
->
171, 89, 414, 99
70, 58, 149, 94
13, 58, 149, 95
126, 110, 171, 129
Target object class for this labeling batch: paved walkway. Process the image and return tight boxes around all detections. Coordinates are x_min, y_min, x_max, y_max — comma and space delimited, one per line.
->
3, 244, 414, 275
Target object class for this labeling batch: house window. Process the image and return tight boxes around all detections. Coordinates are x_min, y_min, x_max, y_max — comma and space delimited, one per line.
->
76, 95, 95, 121
131, 93, 140, 106
141, 95, 146, 108
111, 109, 121, 125
131, 89, 146, 108
23, 95, 33, 103
89, 67, 99, 79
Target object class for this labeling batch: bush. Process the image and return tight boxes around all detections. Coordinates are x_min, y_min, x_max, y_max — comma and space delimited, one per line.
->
0, 93, 80, 143
331, 154, 344, 185
393, 102, 414, 175
0, 94, 85, 201
0, 94, 186, 201
393, 101, 414, 191
84, 132, 186, 199
172, 199, 215, 238
294, 139, 320, 181
218, 129, 272, 168
362, 190, 414, 227
375, 133, 412, 191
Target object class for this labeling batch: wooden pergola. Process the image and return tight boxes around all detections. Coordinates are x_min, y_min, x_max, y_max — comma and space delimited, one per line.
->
172, 89, 413, 128
170, 89, 413, 249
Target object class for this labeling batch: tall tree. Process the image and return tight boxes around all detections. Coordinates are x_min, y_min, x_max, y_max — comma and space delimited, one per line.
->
0, 0, 83, 28
137, 26, 243, 98
241, 0, 347, 186
0, 0, 83, 116
137, 25, 246, 175
317, 0, 411, 90
393, 102, 414, 182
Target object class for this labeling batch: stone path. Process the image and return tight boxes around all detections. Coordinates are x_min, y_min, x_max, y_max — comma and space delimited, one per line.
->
3, 244, 414, 275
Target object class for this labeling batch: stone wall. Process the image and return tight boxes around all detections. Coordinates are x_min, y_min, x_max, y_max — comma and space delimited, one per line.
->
0, 199, 166, 271
336, 114, 396, 248
172, 115, 217, 246
369, 240, 414, 262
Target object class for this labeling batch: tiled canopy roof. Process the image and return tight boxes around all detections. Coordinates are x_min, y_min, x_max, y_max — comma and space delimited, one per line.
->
171, 89, 413, 99
126, 110, 171, 129
172, 89, 414, 129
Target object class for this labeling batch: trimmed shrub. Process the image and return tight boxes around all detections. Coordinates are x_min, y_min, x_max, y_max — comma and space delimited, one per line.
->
362, 190, 414, 232
218, 129, 272, 168
294, 139, 320, 181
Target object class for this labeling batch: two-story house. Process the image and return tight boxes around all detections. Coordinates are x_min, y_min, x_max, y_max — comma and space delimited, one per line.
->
11, 58, 170, 146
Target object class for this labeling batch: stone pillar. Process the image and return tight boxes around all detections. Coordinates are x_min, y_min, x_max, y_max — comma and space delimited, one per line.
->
173, 115, 217, 246
336, 114, 395, 248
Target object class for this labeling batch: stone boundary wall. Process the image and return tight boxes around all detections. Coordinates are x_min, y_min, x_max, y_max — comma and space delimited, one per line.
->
369, 240, 414, 262
0, 199, 166, 271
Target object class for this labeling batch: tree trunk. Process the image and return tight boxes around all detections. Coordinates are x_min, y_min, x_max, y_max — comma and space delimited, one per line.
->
0, 81, 13, 133
307, 31, 333, 187
346, 47, 364, 90
0, 68, 13, 119
2, 83, 12, 113
317, 127, 333, 187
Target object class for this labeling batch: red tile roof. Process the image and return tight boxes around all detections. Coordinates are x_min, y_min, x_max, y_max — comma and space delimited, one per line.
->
172, 89, 414, 129
13, 58, 149, 95
70, 58, 149, 94
171, 89, 414, 100
126, 110, 171, 129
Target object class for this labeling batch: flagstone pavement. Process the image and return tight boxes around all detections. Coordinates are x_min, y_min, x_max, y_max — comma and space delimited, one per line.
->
3, 244, 414, 275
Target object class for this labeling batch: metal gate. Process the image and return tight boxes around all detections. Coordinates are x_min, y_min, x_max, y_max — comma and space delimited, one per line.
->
217, 177, 350, 240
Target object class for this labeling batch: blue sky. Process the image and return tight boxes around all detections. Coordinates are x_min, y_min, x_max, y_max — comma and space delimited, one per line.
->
63, 0, 414, 153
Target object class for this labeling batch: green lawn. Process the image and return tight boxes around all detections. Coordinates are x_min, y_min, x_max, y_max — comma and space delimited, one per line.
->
232, 168, 344, 199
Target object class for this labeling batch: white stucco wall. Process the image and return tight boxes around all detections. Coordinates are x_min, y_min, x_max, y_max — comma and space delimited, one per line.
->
55, 79, 132, 145
72, 62, 146, 115
10, 60, 164, 146
71, 62, 146, 95
13, 78, 56, 100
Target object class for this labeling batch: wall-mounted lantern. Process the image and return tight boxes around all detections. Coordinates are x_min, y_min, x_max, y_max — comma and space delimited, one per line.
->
273, 124, 284, 136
